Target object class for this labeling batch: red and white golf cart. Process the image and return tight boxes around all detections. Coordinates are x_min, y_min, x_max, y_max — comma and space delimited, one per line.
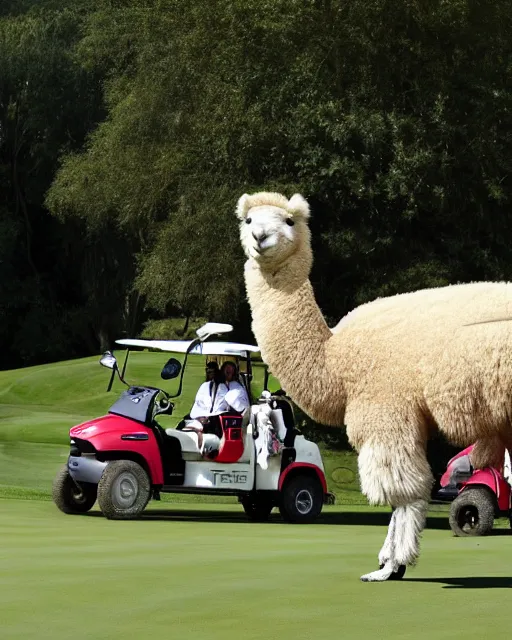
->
53, 323, 332, 523
438, 444, 512, 536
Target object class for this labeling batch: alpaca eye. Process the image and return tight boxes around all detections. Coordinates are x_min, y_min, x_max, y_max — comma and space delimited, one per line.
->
286, 218, 295, 226
245, 217, 252, 224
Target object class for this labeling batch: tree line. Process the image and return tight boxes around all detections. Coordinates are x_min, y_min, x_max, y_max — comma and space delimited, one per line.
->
1, 0, 511, 370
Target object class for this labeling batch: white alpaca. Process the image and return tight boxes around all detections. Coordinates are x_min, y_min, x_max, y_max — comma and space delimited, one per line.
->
236, 190, 512, 582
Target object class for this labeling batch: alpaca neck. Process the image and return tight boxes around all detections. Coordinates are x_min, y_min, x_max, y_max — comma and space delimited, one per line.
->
245, 257, 345, 424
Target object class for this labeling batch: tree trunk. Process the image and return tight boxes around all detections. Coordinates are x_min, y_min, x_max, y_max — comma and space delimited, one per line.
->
12, 102, 39, 281
97, 327, 111, 354
182, 314, 190, 336
124, 290, 145, 337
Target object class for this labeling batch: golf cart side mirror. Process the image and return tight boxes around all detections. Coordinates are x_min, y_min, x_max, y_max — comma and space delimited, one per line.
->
100, 351, 117, 370
196, 322, 233, 341
161, 357, 182, 380
100, 349, 130, 392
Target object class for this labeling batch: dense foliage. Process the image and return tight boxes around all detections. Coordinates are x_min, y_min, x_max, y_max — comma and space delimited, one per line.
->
2, 0, 512, 370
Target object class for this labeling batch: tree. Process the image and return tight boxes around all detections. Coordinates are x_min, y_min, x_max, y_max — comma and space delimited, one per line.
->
0, 3, 104, 366
3, 0, 511, 366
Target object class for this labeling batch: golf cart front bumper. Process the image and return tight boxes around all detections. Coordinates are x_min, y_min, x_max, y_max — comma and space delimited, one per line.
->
433, 485, 459, 502
68, 455, 107, 484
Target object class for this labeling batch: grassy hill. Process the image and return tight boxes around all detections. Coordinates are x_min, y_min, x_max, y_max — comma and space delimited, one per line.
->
0, 351, 362, 502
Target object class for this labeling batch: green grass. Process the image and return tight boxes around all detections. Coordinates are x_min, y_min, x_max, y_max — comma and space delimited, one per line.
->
1, 356, 512, 638
1, 499, 512, 640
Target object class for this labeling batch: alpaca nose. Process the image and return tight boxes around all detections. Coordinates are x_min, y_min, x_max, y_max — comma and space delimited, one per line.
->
252, 230, 268, 244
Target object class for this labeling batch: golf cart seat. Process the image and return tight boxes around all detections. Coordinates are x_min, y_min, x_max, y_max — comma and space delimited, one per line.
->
166, 429, 203, 460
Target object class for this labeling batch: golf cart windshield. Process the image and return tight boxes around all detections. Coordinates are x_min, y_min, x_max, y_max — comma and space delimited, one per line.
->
113, 337, 261, 406
98, 322, 272, 430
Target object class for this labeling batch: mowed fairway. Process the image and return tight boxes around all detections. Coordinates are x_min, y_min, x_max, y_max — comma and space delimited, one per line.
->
1, 355, 512, 638
1, 500, 512, 640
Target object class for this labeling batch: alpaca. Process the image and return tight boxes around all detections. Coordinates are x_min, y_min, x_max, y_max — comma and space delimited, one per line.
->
236, 190, 512, 582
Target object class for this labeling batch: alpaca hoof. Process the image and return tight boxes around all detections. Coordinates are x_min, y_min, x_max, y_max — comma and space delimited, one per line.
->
380, 563, 406, 580
360, 562, 406, 582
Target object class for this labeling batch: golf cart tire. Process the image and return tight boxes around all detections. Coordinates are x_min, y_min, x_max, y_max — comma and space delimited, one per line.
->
279, 474, 323, 524
97, 460, 151, 520
449, 486, 495, 537
52, 464, 98, 514
240, 496, 274, 522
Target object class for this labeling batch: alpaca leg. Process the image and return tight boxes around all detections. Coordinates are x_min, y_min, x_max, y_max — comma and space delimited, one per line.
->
470, 435, 505, 470
361, 508, 401, 582
393, 500, 428, 566
377, 509, 397, 566
356, 437, 433, 583
361, 500, 428, 582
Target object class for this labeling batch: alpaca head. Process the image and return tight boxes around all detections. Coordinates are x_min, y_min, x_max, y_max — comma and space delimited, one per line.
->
236, 192, 312, 271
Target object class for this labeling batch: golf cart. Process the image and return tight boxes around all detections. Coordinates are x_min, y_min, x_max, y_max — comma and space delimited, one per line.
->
52, 322, 331, 523
438, 444, 512, 536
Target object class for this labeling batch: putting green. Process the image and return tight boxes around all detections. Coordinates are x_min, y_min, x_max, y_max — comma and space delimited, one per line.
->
0, 500, 511, 640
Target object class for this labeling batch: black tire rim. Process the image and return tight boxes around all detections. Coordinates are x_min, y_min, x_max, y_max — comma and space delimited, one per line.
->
295, 489, 313, 515
457, 505, 479, 533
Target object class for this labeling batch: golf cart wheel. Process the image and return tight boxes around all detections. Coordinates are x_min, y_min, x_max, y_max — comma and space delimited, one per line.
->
279, 475, 323, 524
449, 486, 495, 537
240, 496, 274, 522
52, 464, 97, 514
97, 460, 151, 520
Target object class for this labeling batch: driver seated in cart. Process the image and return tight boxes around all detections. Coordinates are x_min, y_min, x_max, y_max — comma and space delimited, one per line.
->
183, 361, 250, 457
190, 361, 226, 418
219, 360, 250, 418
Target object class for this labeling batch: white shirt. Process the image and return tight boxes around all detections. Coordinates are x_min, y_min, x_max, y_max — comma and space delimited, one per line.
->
189, 381, 229, 419
223, 380, 250, 413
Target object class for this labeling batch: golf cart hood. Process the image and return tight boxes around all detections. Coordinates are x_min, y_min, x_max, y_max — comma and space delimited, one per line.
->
70, 414, 138, 440
70, 413, 164, 485
70, 412, 154, 443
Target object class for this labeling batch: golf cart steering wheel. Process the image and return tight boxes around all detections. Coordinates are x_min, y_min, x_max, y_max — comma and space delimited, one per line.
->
153, 391, 174, 417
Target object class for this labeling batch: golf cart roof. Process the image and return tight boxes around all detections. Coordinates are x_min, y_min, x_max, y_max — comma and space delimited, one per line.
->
115, 338, 260, 358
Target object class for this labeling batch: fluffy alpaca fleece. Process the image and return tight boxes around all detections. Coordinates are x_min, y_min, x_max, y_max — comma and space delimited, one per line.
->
237, 190, 512, 581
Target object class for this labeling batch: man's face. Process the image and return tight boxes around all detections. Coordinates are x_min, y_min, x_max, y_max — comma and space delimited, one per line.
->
224, 364, 235, 381
206, 367, 216, 380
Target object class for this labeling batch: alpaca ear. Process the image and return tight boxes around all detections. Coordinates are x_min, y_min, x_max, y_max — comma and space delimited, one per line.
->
288, 193, 310, 219
236, 194, 251, 220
